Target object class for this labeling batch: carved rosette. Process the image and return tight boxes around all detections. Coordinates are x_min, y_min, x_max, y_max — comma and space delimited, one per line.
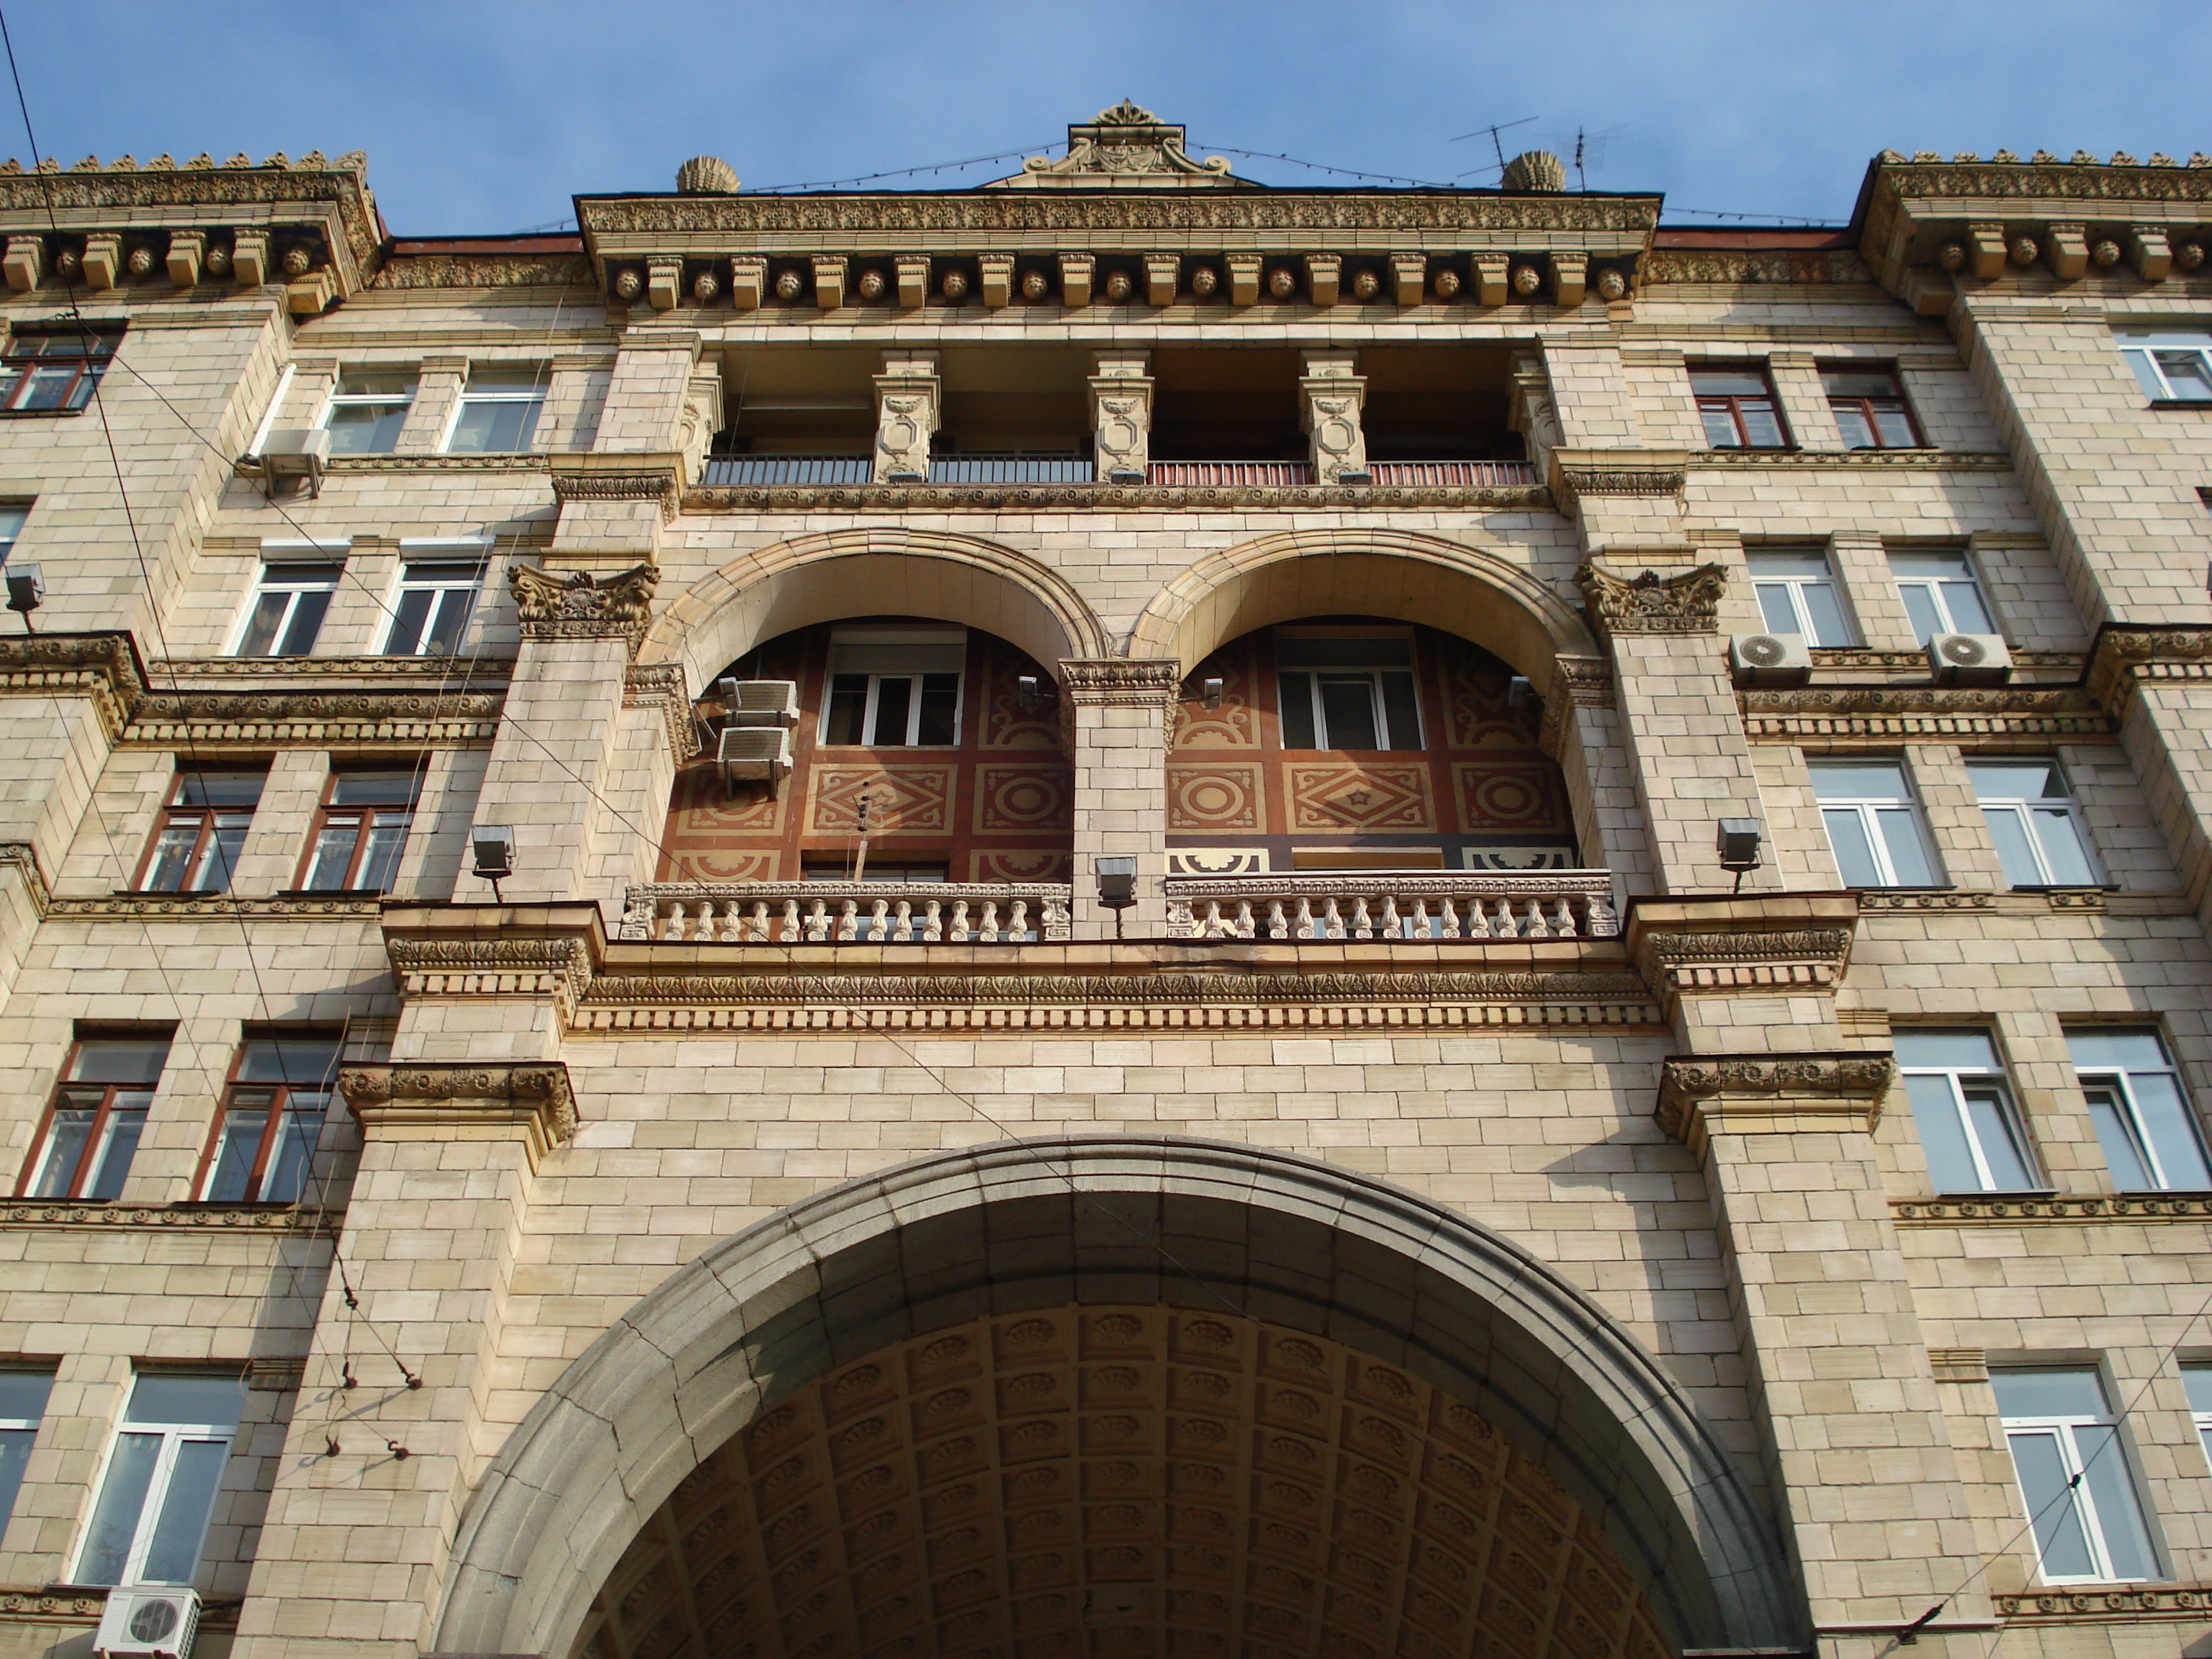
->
338, 1061, 579, 1161
1655, 1051, 1897, 1148
509, 563, 659, 649
1575, 562, 1727, 642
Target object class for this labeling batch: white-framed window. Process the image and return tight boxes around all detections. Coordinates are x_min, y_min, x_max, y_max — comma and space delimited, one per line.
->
0, 503, 27, 564
379, 559, 485, 657
1275, 633, 1423, 751
1992, 1368, 2157, 1585
2116, 330, 2212, 403
2182, 1364, 2212, 1467
231, 561, 341, 658
820, 629, 966, 747
1746, 549, 1856, 646
1809, 757, 1941, 887
1970, 757, 2101, 888
1890, 549, 1997, 642
320, 369, 415, 454
443, 366, 546, 454
2068, 1028, 2212, 1192
77, 1371, 246, 1586
0, 1368, 52, 1536
1896, 1028, 2041, 1192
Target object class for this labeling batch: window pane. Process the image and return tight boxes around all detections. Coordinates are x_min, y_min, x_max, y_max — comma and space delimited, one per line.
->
328, 771, 420, 808
143, 823, 201, 893
1821, 807, 1883, 888
1899, 584, 1946, 643
2008, 1429, 2098, 1579
189, 816, 251, 894
2123, 349, 2167, 400
382, 588, 431, 656
914, 674, 960, 745
1690, 370, 1770, 396
824, 675, 868, 745
1317, 675, 1381, 750
449, 397, 539, 453
71, 1041, 169, 1084
2182, 1364, 2212, 1416
274, 588, 331, 656
1379, 670, 1423, 750
869, 676, 913, 746
235, 592, 292, 659
335, 372, 416, 400
127, 1375, 243, 1428
1831, 405, 1876, 449
1798, 582, 1852, 647
259, 1101, 325, 1202
1748, 552, 1836, 581
236, 1039, 343, 1087
1983, 806, 2046, 886
1698, 405, 1740, 448
1994, 1367, 2113, 1419
2086, 1087, 2154, 1187
1873, 808, 1937, 884
139, 1437, 229, 1584
354, 818, 411, 894
2126, 1072, 2212, 1188
1892, 552, 1979, 583
2066, 1029, 2170, 1072
30, 1106, 95, 1197
302, 823, 361, 891
0, 1426, 34, 1529
1737, 402, 1784, 447
84, 1107, 146, 1200
78, 1431, 161, 1584
2153, 350, 2212, 401
1963, 1087, 2036, 1189
0, 1371, 53, 1420
1895, 1030, 2002, 1071
2029, 808, 2098, 886
420, 587, 477, 656
201, 1107, 267, 1203
324, 402, 409, 455
1873, 405, 1918, 446
1277, 672, 1316, 747
1753, 583, 1802, 636
1939, 578, 1995, 635
1811, 762, 1911, 802
2073, 1423, 2156, 1580
1969, 760, 2063, 801
1905, 1074, 1984, 1191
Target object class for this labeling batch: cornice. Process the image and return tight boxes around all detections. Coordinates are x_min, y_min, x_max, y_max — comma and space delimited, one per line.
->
325, 453, 552, 475
549, 452, 683, 521
681, 482, 1550, 513
1894, 1192, 2212, 1226
338, 1061, 577, 1163
0, 1201, 339, 1235
625, 662, 701, 763
370, 253, 593, 290
145, 654, 513, 684
0, 842, 47, 917
1624, 896, 1861, 1014
1809, 647, 2080, 675
1685, 449, 2013, 472
2085, 625, 2212, 713
124, 686, 505, 748
1655, 1050, 1897, 1146
1638, 248, 1874, 287
1993, 1583, 2212, 1623
0, 632, 145, 741
1856, 888, 2111, 916
1059, 659, 1182, 704
44, 894, 383, 921
1739, 683, 2111, 742
385, 932, 595, 1008
1876, 156, 2212, 207
1575, 560, 1726, 641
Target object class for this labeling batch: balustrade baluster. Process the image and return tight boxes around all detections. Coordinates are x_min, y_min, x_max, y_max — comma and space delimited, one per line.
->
1439, 897, 1463, 939
1552, 897, 1575, 937
1235, 899, 1254, 940
1408, 898, 1429, 939
1322, 896, 1344, 940
922, 899, 944, 941
1010, 899, 1030, 941
1524, 899, 1550, 938
747, 901, 770, 943
1491, 898, 1514, 937
1265, 899, 1288, 940
1351, 896, 1374, 940
950, 900, 971, 942
1381, 896, 1403, 938
780, 899, 801, 941
803, 899, 829, 943
892, 899, 914, 942
1201, 899, 1225, 940
981, 900, 1001, 940
869, 899, 890, 940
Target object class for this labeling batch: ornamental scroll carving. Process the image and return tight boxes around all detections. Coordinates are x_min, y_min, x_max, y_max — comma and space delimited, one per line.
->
1575, 562, 1727, 640
509, 563, 659, 647
338, 1061, 578, 1159
1655, 1050, 1897, 1145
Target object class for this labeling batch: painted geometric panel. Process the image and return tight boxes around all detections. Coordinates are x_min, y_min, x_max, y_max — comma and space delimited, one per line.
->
1166, 848, 1269, 875
1286, 764, 1435, 831
974, 765, 1071, 832
971, 849, 1073, 882
1168, 765, 1264, 830
1452, 762, 1573, 831
808, 765, 953, 835
979, 636, 1066, 750
1172, 642, 1258, 749
1440, 634, 1542, 749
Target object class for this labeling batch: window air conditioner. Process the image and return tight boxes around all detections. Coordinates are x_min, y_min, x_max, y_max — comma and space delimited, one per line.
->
716, 678, 799, 728
1926, 632, 2013, 685
256, 428, 330, 500
717, 725, 793, 793
95, 1587, 199, 1659
1728, 632, 1813, 685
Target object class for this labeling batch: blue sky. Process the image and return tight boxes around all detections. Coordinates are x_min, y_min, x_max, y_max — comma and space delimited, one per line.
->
2, 1, 2206, 234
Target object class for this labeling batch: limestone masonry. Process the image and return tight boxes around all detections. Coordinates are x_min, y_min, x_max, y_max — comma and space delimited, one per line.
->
0, 106, 2201, 1659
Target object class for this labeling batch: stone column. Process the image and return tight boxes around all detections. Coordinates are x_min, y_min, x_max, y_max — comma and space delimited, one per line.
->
1089, 351, 1152, 483
1061, 660, 1177, 939
873, 349, 939, 483
1298, 349, 1369, 483
1578, 559, 1777, 894
231, 1056, 580, 1659
468, 565, 659, 909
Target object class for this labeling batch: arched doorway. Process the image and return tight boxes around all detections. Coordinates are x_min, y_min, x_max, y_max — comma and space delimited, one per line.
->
434, 1138, 1803, 1658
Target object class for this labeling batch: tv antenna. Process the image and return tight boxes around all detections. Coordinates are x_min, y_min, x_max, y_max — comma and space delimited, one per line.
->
1449, 115, 1538, 179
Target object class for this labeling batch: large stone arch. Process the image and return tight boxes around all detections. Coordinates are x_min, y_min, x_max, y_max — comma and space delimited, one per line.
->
433, 1136, 1803, 1657
1127, 529, 1595, 680
644, 527, 1112, 693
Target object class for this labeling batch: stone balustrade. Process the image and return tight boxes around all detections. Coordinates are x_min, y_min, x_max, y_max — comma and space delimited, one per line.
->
1163, 871, 1619, 941
621, 881, 1074, 943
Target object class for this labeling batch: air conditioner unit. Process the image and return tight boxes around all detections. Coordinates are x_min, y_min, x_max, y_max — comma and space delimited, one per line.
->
717, 725, 792, 793
256, 428, 330, 500
1729, 631, 1813, 685
95, 1587, 199, 1659
716, 678, 799, 728
1927, 632, 2013, 685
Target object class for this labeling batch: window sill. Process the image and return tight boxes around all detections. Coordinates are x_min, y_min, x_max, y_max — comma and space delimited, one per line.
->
2146, 400, 2212, 411
1704, 443, 1799, 453
109, 888, 227, 899
275, 888, 391, 899
0, 407, 90, 420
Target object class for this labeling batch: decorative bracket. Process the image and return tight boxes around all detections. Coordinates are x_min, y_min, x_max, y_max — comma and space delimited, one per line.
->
1655, 1050, 1897, 1152
338, 1062, 578, 1166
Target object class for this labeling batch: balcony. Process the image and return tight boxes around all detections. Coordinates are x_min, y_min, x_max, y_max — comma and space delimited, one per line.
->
700, 455, 872, 485
1164, 871, 1619, 940
929, 455, 1094, 483
621, 880, 1074, 943
698, 457, 1539, 490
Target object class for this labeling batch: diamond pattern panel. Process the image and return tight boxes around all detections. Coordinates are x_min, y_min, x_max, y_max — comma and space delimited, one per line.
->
577, 1306, 1671, 1659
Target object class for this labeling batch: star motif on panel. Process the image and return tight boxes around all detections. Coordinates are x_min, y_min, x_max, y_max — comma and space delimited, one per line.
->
1286, 765, 1434, 831
808, 767, 953, 835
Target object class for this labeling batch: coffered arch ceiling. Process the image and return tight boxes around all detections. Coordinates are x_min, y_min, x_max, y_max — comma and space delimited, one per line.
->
578, 1305, 1673, 1659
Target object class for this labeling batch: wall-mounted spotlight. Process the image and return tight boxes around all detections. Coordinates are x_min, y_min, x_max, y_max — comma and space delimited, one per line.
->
1095, 855, 1137, 940
1717, 818, 1764, 893
4, 563, 41, 633
1016, 673, 1046, 713
1201, 677, 1225, 709
1506, 674, 1535, 710
472, 824, 516, 901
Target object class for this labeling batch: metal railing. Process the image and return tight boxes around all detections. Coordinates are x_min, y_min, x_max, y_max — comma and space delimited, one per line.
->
927, 455, 1094, 483
1162, 871, 1619, 941
621, 881, 1074, 943
699, 455, 872, 485
1368, 460, 1537, 487
1145, 462, 1316, 487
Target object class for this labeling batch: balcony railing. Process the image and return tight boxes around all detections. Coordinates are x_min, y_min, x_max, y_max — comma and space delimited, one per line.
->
1367, 460, 1536, 487
621, 881, 1074, 943
1163, 871, 1618, 941
699, 455, 872, 485
1144, 462, 1316, 487
929, 455, 1094, 483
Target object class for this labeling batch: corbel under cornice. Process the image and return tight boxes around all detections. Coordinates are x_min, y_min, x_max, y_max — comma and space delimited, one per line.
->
337, 1061, 578, 1166
1655, 1049, 1897, 1152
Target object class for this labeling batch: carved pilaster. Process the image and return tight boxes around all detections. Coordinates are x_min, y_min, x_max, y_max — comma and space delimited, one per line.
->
508, 563, 659, 650
1299, 351, 1368, 485
1574, 559, 1726, 642
873, 349, 940, 482
1089, 351, 1152, 483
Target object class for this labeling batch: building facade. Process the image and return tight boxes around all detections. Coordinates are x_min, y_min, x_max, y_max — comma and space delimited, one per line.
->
0, 107, 2197, 1659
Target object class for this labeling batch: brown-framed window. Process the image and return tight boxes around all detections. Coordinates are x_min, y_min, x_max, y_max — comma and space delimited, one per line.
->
297, 768, 421, 894
0, 328, 119, 413
1690, 366, 1789, 449
1823, 364, 1925, 449
19, 1033, 170, 1200
135, 767, 266, 894
197, 1033, 341, 1204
